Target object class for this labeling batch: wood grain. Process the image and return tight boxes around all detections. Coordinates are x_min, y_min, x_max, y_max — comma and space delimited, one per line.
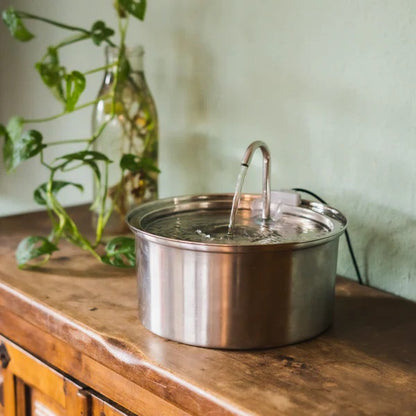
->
1, 338, 67, 408
0, 206, 416, 415
3, 367, 16, 416
14, 378, 27, 416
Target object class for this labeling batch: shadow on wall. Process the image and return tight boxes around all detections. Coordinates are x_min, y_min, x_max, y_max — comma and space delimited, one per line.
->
337, 191, 416, 301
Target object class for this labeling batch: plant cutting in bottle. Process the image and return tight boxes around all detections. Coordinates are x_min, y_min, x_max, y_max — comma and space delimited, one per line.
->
0, 1, 158, 268
92, 44, 158, 235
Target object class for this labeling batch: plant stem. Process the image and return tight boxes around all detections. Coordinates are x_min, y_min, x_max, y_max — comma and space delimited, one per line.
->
94, 163, 109, 246
55, 33, 90, 49
40, 149, 53, 170
46, 172, 101, 262
118, 14, 127, 40
23, 97, 108, 124
84, 64, 115, 76
18, 11, 91, 34
17, 11, 116, 47
88, 115, 115, 146
45, 138, 90, 146
24, 112, 66, 124
72, 99, 105, 112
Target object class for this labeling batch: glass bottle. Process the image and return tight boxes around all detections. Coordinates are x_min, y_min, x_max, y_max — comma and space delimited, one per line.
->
92, 45, 158, 235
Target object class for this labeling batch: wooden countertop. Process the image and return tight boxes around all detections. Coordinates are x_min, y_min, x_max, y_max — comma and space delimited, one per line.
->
0, 206, 415, 415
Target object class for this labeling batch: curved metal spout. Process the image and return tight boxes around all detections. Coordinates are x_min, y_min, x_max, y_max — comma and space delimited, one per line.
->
228, 141, 271, 233
240, 141, 271, 220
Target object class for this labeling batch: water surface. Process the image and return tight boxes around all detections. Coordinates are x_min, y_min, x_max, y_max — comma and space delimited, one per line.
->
144, 210, 330, 245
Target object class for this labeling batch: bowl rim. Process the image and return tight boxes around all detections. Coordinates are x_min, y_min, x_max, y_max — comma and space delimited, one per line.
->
126, 193, 347, 252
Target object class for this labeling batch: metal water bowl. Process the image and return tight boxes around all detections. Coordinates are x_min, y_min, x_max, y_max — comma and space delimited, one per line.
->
127, 193, 347, 349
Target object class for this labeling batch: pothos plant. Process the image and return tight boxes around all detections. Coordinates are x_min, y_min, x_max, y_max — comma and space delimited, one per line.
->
0, 1, 155, 268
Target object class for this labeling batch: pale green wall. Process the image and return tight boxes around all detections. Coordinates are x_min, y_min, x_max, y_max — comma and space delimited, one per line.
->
1, 1, 415, 300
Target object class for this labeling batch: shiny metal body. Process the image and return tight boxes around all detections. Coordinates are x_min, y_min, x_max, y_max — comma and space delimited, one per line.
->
127, 194, 347, 349
240, 141, 271, 220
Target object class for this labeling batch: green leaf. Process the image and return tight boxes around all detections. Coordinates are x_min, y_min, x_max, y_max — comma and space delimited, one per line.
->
35, 47, 65, 103
34, 180, 84, 206
0, 124, 6, 136
64, 71, 86, 111
118, 0, 147, 20
6, 116, 23, 141
90, 20, 115, 45
57, 150, 112, 180
2, 7, 34, 41
101, 237, 135, 267
120, 153, 160, 174
16, 236, 59, 268
3, 117, 45, 172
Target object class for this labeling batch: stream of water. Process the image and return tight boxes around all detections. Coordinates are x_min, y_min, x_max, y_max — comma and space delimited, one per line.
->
227, 165, 248, 234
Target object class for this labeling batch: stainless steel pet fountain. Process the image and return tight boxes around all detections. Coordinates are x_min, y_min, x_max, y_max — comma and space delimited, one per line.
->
127, 141, 347, 349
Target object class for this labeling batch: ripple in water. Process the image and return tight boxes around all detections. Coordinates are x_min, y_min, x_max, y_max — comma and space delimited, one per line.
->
144, 211, 330, 245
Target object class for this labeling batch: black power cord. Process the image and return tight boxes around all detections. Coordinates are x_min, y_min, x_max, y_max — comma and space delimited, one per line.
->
292, 188, 363, 285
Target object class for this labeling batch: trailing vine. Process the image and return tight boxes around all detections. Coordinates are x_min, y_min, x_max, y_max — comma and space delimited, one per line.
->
0, 1, 151, 268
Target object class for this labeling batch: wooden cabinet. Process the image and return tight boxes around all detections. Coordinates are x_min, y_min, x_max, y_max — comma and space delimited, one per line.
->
1, 337, 85, 416
0, 338, 129, 416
